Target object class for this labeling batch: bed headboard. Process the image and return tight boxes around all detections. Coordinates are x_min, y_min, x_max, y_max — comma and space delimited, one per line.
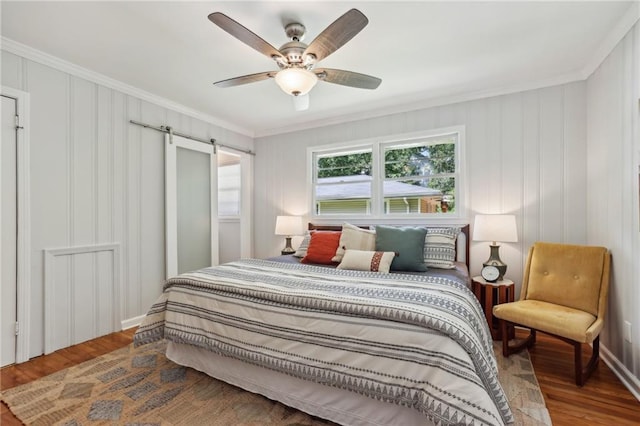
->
308, 223, 470, 270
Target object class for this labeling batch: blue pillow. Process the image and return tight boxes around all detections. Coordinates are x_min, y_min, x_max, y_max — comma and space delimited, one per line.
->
374, 225, 428, 272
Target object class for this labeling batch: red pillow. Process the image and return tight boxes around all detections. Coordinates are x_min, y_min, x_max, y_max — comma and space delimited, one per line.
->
301, 231, 342, 265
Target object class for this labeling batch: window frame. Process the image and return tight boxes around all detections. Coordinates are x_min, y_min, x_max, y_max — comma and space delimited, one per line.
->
307, 126, 467, 221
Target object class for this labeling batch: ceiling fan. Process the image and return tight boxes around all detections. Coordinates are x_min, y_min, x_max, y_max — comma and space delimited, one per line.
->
208, 9, 381, 111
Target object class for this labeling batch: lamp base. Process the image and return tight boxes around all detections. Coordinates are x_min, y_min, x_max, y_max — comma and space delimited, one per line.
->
281, 237, 295, 255
483, 244, 507, 281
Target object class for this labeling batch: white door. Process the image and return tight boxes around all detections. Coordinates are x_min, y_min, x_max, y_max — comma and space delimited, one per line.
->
165, 134, 218, 278
1, 95, 17, 366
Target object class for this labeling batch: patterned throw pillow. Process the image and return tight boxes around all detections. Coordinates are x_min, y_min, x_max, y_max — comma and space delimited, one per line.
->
293, 231, 311, 258
337, 249, 395, 273
332, 223, 376, 262
375, 225, 428, 272
301, 231, 342, 265
423, 227, 461, 269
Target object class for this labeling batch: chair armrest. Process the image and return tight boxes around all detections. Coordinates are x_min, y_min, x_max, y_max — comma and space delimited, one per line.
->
585, 318, 604, 343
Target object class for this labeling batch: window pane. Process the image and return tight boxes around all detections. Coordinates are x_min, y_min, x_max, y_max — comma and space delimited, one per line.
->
383, 138, 456, 215
384, 141, 455, 179
218, 163, 241, 216
315, 150, 372, 215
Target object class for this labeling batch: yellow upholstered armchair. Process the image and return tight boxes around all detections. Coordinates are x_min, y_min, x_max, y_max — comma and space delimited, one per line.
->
493, 242, 611, 386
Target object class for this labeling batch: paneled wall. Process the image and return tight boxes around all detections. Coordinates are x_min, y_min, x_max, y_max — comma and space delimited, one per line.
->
586, 22, 640, 393
1, 50, 253, 358
43, 244, 120, 354
255, 81, 588, 292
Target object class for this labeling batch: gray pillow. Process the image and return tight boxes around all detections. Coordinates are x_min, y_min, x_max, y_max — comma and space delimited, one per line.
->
375, 225, 428, 272
293, 231, 311, 258
424, 227, 461, 269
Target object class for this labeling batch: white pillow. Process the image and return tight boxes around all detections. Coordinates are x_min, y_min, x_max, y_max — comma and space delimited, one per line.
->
337, 249, 395, 273
332, 223, 376, 262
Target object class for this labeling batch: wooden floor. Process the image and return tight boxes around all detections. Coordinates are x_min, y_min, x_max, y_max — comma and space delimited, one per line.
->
1, 328, 639, 425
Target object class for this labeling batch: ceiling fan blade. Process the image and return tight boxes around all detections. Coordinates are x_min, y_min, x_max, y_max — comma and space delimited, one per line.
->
214, 71, 275, 88
314, 68, 381, 89
208, 12, 285, 60
303, 9, 368, 62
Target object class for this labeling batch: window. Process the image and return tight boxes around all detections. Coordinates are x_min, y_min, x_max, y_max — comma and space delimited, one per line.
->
218, 151, 241, 216
310, 128, 462, 217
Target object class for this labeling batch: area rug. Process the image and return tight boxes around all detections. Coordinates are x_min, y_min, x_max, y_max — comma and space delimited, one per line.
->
1, 341, 551, 425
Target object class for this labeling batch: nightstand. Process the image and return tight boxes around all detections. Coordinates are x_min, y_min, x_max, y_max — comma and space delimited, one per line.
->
472, 276, 515, 340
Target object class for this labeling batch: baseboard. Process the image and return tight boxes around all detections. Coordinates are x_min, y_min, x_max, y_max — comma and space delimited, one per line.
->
121, 315, 145, 331
601, 344, 640, 402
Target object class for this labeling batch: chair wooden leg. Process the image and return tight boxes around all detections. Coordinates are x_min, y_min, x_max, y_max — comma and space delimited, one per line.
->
500, 319, 536, 357
574, 341, 583, 386
575, 336, 600, 386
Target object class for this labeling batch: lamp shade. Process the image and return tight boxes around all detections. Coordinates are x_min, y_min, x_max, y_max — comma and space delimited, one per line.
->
275, 216, 304, 236
473, 214, 518, 243
274, 68, 318, 96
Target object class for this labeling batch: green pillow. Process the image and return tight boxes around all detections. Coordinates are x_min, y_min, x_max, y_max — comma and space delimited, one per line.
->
374, 225, 428, 272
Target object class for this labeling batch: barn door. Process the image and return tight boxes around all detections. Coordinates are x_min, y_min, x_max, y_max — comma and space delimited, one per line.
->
165, 134, 218, 278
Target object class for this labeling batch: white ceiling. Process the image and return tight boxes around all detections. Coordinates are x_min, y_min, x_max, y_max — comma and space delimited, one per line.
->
1, 1, 636, 137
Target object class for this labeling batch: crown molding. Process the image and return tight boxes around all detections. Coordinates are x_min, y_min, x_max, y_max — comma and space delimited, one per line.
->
255, 70, 586, 138
0, 37, 254, 138
581, 1, 640, 80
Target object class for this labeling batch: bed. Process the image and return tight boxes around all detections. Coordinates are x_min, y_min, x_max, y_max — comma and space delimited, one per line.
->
134, 224, 513, 426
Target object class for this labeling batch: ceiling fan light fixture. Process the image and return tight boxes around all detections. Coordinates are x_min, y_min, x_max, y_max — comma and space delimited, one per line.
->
274, 68, 318, 96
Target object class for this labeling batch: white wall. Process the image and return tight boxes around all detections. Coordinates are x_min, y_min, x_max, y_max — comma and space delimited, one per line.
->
255, 81, 588, 292
586, 21, 640, 395
1, 50, 253, 357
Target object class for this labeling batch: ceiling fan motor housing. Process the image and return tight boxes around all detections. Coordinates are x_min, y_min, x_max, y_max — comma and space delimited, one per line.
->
280, 23, 318, 68
279, 40, 308, 66
285, 22, 306, 41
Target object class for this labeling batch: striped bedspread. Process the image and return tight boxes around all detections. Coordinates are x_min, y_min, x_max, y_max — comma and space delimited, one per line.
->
134, 259, 513, 426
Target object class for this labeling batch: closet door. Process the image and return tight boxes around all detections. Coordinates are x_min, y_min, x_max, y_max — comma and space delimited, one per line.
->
165, 134, 218, 278
1, 95, 17, 366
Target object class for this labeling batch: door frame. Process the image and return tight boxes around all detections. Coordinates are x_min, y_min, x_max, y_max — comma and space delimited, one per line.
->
217, 148, 253, 259
1, 86, 31, 364
165, 133, 218, 278
239, 151, 253, 258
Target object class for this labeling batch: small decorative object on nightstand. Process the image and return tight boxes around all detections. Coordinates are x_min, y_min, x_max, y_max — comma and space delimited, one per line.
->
472, 276, 515, 340
275, 215, 303, 255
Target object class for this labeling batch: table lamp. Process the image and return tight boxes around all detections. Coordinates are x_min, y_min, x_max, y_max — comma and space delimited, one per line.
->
275, 216, 303, 255
473, 214, 518, 281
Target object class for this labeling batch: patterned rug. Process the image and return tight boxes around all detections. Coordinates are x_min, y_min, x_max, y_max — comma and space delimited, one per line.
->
1, 341, 551, 425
